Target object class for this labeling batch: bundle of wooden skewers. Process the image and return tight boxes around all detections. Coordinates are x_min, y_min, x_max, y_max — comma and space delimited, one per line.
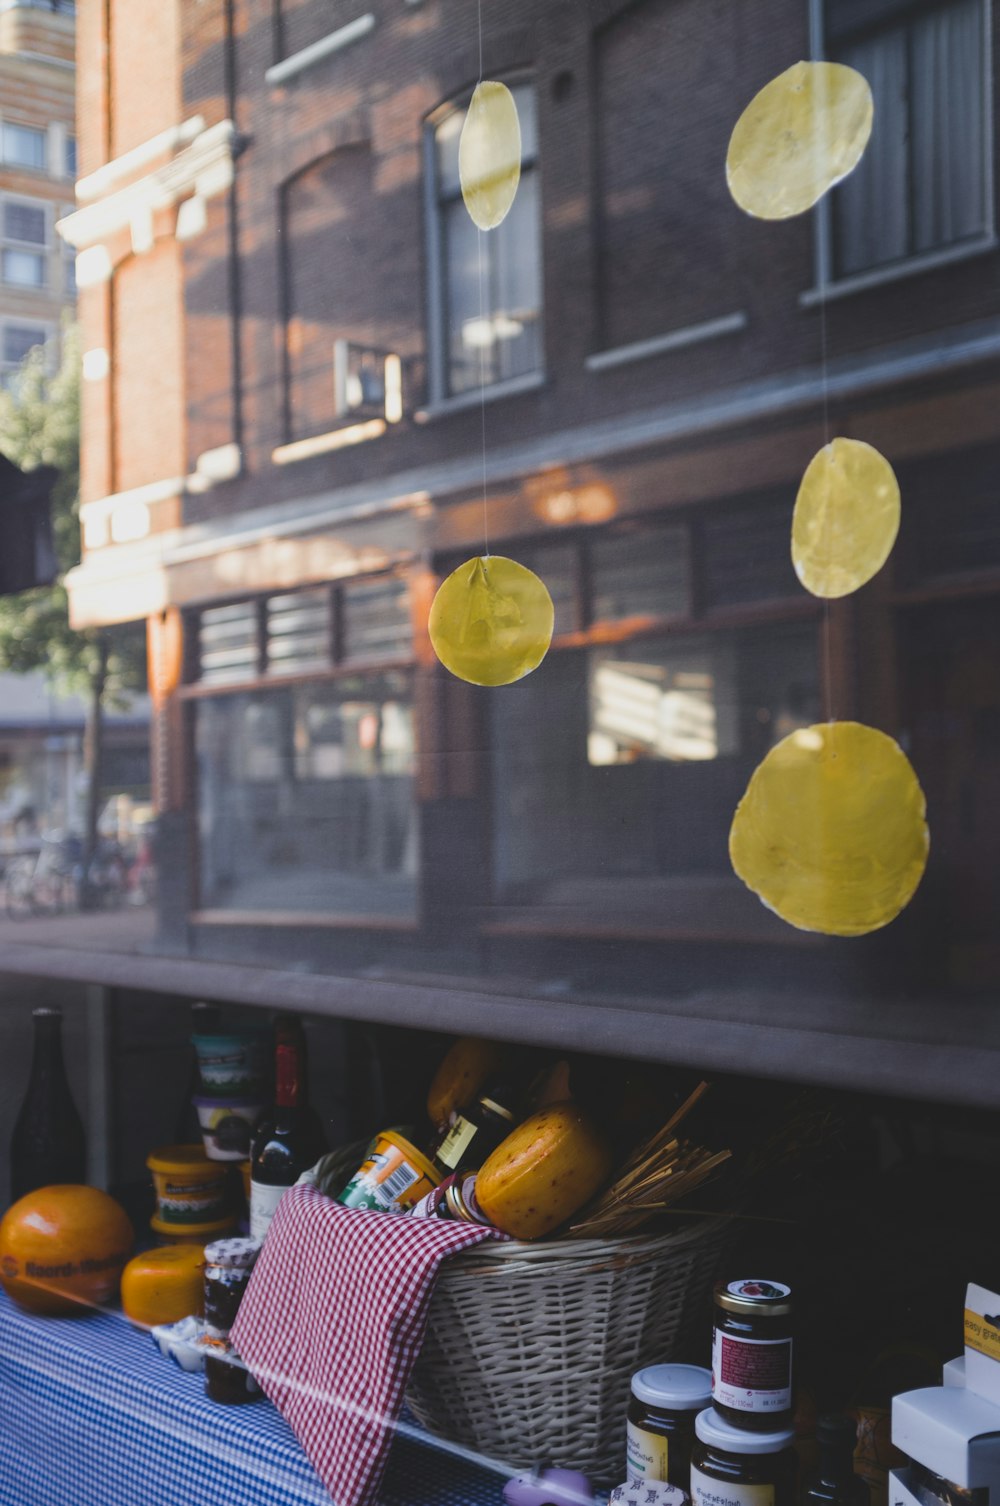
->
569, 1080, 732, 1238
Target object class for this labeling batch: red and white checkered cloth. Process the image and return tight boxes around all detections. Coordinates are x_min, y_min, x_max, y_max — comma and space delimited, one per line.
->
230, 1183, 507, 1506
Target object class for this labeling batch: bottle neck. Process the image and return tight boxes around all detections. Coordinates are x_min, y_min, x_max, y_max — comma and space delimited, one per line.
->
29, 1010, 67, 1091
274, 1025, 306, 1110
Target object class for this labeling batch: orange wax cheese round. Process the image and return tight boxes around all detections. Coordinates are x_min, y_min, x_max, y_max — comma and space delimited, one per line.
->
121, 1243, 207, 1328
0, 1184, 134, 1316
476, 1101, 613, 1241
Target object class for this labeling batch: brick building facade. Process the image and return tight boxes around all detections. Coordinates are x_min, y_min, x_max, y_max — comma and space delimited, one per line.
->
57, 0, 1000, 1090
0, 0, 76, 387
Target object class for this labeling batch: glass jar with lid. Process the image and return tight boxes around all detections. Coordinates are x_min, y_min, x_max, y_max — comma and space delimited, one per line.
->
627, 1363, 713, 1487
712, 1279, 794, 1430
691, 1406, 797, 1506
203, 1236, 261, 1339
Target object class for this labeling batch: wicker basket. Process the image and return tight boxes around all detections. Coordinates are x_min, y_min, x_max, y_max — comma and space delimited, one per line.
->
406, 1214, 729, 1484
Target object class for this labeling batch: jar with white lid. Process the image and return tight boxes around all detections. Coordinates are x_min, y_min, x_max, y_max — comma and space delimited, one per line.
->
627, 1363, 713, 1487
690, 1406, 797, 1506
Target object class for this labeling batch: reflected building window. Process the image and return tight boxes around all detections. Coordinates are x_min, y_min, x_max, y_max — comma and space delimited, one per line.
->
426, 82, 543, 399
827, 0, 990, 277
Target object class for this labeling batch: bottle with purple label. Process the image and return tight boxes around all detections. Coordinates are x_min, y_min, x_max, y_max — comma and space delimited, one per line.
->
712, 1279, 794, 1432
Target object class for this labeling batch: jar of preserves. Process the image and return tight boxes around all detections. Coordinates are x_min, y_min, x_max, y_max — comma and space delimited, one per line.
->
691, 1406, 797, 1506
712, 1279, 794, 1430
203, 1236, 261, 1339
204, 1344, 262, 1405
626, 1363, 713, 1487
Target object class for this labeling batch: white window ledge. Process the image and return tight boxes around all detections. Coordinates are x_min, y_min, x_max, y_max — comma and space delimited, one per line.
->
800, 235, 999, 308
265, 14, 376, 87
415, 369, 547, 422
585, 312, 748, 374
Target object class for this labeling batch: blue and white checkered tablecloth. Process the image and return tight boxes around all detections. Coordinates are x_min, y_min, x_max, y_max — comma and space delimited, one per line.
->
0, 1288, 505, 1506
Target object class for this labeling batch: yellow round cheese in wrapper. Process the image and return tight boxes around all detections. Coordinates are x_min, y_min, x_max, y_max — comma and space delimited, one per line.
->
459, 80, 521, 230
792, 438, 901, 599
729, 721, 929, 937
727, 61, 873, 219
429, 556, 553, 687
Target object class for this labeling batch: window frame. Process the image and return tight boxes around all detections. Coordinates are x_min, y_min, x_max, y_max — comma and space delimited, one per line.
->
423, 77, 545, 409
806, 0, 996, 301
0, 192, 50, 289
0, 317, 53, 388
0, 120, 49, 174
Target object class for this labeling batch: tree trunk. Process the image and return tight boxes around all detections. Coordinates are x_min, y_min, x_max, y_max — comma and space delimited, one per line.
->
81, 637, 108, 910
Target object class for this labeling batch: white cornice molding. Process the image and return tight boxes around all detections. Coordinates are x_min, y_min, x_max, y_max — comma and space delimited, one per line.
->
74, 116, 204, 204
57, 119, 235, 253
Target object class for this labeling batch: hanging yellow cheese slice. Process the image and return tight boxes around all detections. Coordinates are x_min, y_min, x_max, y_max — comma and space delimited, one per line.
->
727, 61, 873, 219
792, 437, 901, 599
729, 721, 929, 937
429, 555, 553, 687
459, 80, 521, 230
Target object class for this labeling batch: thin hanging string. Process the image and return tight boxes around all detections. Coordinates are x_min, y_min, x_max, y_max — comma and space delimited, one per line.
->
819, 262, 834, 723
476, 0, 489, 561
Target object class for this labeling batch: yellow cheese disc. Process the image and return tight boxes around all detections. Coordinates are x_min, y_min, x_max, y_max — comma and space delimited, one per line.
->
727, 61, 873, 219
729, 721, 929, 937
121, 1243, 206, 1328
429, 555, 554, 687
792, 438, 901, 599
459, 80, 521, 230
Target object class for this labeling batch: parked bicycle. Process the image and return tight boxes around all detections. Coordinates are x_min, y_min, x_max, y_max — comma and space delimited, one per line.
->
3, 833, 79, 920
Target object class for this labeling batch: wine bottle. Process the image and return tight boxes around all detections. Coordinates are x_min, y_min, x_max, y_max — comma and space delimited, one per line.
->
804, 1416, 870, 1506
10, 1007, 87, 1200
249, 1015, 323, 1241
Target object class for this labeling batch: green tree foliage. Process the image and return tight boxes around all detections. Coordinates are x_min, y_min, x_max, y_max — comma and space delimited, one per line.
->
0, 326, 144, 702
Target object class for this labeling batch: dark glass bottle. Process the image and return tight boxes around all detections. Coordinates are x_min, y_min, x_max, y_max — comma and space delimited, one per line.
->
805, 1415, 870, 1506
430, 1080, 519, 1176
249, 1016, 323, 1241
10, 1007, 87, 1200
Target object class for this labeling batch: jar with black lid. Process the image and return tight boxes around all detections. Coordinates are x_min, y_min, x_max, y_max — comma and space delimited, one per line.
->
627, 1363, 713, 1487
712, 1279, 794, 1430
204, 1345, 262, 1406
691, 1406, 797, 1506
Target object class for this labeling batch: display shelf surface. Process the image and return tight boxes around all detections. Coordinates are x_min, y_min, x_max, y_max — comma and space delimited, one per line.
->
0, 1287, 505, 1506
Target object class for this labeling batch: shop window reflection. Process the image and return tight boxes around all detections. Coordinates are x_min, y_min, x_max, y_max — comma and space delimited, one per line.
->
196, 675, 417, 919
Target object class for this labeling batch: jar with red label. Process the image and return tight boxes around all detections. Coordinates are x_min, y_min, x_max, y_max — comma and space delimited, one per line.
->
712, 1279, 794, 1431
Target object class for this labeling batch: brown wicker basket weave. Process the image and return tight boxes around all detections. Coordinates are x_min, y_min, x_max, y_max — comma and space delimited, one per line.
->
406, 1214, 729, 1485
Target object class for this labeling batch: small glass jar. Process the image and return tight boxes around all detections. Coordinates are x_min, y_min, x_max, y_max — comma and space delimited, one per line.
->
204, 1345, 262, 1406
626, 1363, 713, 1487
691, 1407, 797, 1506
203, 1236, 261, 1339
712, 1279, 794, 1430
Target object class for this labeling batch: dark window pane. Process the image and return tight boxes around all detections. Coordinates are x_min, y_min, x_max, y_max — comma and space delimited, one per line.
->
702, 495, 799, 609
266, 590, 330, 677
2, 325, 46, 364
342, 576, 412, 662
196, 676, 417, 918
4, 202, 46, 245
198, 601, 259, 684
492, 623, 819, 898
591, 525, 688, 623
517, 542, 578, 637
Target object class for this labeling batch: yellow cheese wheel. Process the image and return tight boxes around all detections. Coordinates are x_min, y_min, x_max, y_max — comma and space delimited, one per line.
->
121, 1243, 206, 1329
476, 1102, 613, 1240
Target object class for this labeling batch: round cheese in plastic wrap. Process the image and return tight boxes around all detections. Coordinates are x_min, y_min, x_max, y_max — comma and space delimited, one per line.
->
0, 1184, 134, 1316
729, 721, 929, 937
429, 555, 553, 687
792, 438, 900, 599
727, 61, 873, 219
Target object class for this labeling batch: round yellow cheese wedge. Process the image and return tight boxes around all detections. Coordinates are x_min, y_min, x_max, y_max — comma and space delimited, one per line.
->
729, 721, 929, 936
459, 80, 521, 230
792, 438, 901, 599
727, 61, 873, 219
121, 1243, 206, 1329
429, 555, 554, 687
